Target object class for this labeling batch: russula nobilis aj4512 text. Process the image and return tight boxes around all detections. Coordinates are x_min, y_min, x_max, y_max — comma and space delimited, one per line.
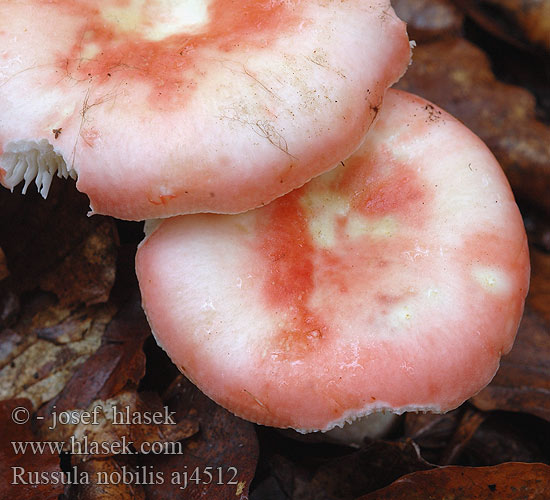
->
136, 90, 530, 432
0, 0, 410, 220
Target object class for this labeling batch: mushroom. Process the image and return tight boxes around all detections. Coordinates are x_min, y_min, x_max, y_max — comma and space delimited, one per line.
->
0, 0, 411, 220
136, 89, 530, 432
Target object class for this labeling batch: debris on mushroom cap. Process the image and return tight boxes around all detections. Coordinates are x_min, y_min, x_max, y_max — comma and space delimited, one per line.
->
135, 89, 530, 432
0, 0, 411, 221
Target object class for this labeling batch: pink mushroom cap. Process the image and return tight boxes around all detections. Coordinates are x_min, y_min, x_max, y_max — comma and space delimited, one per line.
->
136, 89, 530, 432
0, 0, 410, 220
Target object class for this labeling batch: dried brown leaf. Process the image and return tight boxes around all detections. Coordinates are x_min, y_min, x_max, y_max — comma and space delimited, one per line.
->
0, 398, 63, 500
64, 390, 199, 462
138, 375, 259, 500
439, 407, 487, 465
309, 439, 434, 499
0, 181, 117, 306
0, 302, 115, 409
455, 0, 550, 51
471, 247, 550, 421
68, 458, 146, 500
391, 0, 463, 42
0, 247, 8, 281
527, 248, 550, 323
39, 218, 117, 307
37, 293, 151, 441
36, 309, 93, 345
404, 409, 462, 448
357, 462, 550, 499
0, 328, 33, 371
251, 435, 434, 500
0, 180, 121, 413
395, 38, 550, 214
524, 206, 550, 253
463, 413, 550, 465
403, 406, 488, 465
471, 307, 550, 421
0, 289, 19, 329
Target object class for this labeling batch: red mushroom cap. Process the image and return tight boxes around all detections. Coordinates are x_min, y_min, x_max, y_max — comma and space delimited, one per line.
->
0, 0, 410, 220
136, 89, 530, 431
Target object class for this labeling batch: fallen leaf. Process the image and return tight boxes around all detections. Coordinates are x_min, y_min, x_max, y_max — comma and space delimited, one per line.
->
250, 473, 291, 500
111, 391, 198, 456
45, 389, 199, 498
251, 428, 356, 500
524, 206, 550, 253
471, 247, 550, 421
0, 398, 63, 500
404, 409, 462, 455
36, 309, 93, 345
403, 406, 488, 465
36, 291, 151, 442
0, 289, 19, 330
526, 248, 550, 323
0, 301, 115, 410
455, 0, 550, 51
438, 407, 487, 465
0, 247, 8, 281
0, 328, 33, 371
391, 0, 463, 42
0, 180, 117, 306
65, 390, 199, 463
67, 458, 146, 500
357, 462, 550, 499
39, 219, 117, 307
0, 178, 121, 411
251, 433, 434, 500
471, 308, 550, 422
309, 439, 434, 499
461, 412, 550, 466
139, 374, 259, 500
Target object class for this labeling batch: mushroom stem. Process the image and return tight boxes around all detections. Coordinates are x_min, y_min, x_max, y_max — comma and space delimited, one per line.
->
281, 411, 401, 447
322, 412, 400, 446
1, 139, 76, 198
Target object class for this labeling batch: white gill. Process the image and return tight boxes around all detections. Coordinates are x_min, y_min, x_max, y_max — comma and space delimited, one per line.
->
1, 140, 76, 198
